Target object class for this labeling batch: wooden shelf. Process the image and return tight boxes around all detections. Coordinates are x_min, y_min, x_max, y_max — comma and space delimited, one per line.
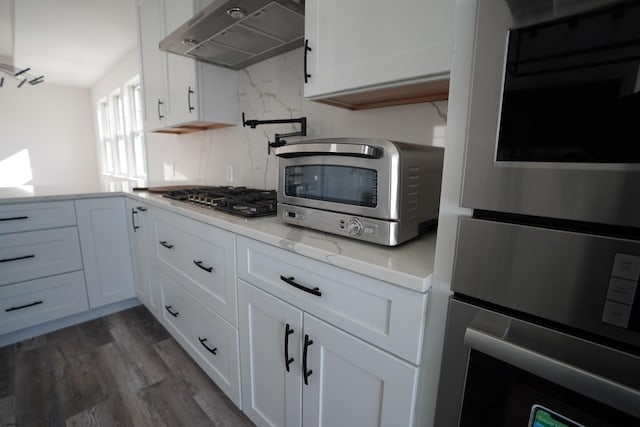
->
310, 78, 450, 111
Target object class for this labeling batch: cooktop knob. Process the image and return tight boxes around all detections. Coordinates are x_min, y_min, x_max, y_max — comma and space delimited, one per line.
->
347, 218, 363, 236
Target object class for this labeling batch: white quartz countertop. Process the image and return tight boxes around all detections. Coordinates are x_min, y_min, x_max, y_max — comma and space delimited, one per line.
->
0, 185, 436, 292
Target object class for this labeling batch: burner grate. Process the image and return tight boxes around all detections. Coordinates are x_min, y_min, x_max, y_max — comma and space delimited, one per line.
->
163, 186, 277, 217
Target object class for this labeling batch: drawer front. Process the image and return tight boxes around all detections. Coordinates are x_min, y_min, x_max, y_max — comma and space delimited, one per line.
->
153, 210, 237, 325
237, 236, 427, 364
0, 201, 76, 234
157, 269, 241, 408
0, 271, 88, 335
0, 227, 83, 286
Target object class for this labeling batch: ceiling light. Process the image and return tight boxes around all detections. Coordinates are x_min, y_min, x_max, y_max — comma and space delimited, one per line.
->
0, 63, 44, 88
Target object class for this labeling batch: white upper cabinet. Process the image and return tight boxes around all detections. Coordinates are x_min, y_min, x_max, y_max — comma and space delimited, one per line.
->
303, 0, 455, 110
137, 0, 169, 131
137, 0, 238, 133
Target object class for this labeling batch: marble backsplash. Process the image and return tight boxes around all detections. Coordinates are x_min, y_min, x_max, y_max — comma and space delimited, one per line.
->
145, 47, 448, 190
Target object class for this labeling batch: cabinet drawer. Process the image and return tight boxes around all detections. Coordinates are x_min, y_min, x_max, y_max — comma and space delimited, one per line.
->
0, 201, 76, 234
0, 227, 83, 286
153, 210, 237, 325
157, 269, 241, 408
0, 271, 88, 335
237, 236, 427, 364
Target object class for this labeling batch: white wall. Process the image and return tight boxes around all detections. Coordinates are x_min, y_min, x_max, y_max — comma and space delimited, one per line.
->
146, 47, 448, 189
0, 81, 99, 187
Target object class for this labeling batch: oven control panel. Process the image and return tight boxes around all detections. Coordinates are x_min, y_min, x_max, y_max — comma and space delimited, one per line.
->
602, 253, 640, 332
277, 203, 410, 246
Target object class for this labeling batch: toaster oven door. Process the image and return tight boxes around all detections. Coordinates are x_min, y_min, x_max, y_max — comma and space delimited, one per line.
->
276, 148, 395, 220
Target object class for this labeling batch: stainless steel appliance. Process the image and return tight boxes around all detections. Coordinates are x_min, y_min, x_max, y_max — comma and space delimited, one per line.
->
162, 186, 277, 217
159, 0, 304, 70
435, 0, 640, 425
462, 0, 640, 227
274, 138, 444, 246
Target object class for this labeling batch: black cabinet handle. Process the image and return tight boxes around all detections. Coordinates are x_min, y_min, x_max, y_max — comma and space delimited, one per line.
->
304, 39, 312, 83
198, 337, 218, 355
303, 334, 313, 385
280, 275, 321, 297
159, 241, 174, 249
193, 260, 213, 273
5, 300, 43, 312
0, 254, 35, 263
284, 323, 294, 372
188, 86, 195, 112
0, 216, 28, 222
164, 305, 179, 317
137, 206, 148, 212
158, 99, 164, 119
131, 209, 139, 232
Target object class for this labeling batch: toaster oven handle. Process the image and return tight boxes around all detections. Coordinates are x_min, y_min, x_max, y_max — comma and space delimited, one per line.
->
274, 143, 382, 159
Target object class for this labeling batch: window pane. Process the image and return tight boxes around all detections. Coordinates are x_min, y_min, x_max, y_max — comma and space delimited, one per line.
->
96, 76, 146, 181
105, 141, 114, 173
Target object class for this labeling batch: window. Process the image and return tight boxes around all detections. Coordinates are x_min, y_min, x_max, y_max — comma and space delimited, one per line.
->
96, 76, 147, 180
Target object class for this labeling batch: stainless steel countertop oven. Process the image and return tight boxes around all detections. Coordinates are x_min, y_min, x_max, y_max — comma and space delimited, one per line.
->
275, 138, 444, 246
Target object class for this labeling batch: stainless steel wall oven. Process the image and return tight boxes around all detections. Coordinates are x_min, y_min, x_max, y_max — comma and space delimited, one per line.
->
435, 0, 640, 425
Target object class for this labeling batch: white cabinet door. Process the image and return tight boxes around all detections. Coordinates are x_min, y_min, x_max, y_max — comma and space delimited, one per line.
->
137, 0, 169, 130
304, 0, 454, 101
76, 198, 136, 308
303, 314, 419, 427
126, 199, 156, 313
238, 281, 303, 427
159, 269, 242, 408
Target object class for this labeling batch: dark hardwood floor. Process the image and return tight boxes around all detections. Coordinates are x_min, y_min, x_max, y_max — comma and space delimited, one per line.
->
0, 305, 254, 426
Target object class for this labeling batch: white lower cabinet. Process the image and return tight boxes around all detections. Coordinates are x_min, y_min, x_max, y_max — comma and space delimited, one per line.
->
238, 280, 303, 427
0, 227, 83, 286
126, 200, 157, 314
0, 271, 88, 335
238, 281, 418, 427
157, 268, 242, 407
75, 197, 136, 308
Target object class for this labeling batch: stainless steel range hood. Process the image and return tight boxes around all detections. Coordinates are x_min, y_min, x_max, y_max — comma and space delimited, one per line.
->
159, 0, 305, 70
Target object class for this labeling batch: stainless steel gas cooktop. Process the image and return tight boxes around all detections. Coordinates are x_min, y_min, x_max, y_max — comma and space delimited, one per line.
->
162, 186, 277, 218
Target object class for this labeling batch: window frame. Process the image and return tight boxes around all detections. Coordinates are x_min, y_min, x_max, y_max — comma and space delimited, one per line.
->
96, 76, 147, 181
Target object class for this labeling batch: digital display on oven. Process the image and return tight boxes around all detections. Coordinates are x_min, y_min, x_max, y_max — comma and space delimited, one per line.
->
284, 165, 378, 207
529, 405, 584, 427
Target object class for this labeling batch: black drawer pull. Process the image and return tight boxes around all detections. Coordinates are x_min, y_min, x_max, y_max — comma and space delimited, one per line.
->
136, 206, 148, 212
131, 209, 139, 232
193, 260, 213, 273
284, 323, 294, 372
0, 254, 35, 263
5, 300, 43, 312
159, 241, 174, 249
158, 99, 164, 120
164, 305, 179, 317
0, 216, 28, 222
304, 39, 312, 83
303, 334, 313, 385
280, 275, 321, 297
198, 337, 217, 355
188, 86, 195, 112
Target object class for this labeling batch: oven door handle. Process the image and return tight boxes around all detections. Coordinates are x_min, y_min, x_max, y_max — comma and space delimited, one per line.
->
274, 143, 382, 159
464, 325, 640, 418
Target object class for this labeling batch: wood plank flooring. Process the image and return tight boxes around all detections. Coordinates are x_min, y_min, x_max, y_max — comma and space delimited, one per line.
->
0, 305, 254, 426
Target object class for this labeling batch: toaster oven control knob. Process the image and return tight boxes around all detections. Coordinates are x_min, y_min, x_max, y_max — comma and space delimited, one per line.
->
346, 218, 363, 236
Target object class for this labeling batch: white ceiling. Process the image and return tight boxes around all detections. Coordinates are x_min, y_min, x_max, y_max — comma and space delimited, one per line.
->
7, 0, 138, 88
